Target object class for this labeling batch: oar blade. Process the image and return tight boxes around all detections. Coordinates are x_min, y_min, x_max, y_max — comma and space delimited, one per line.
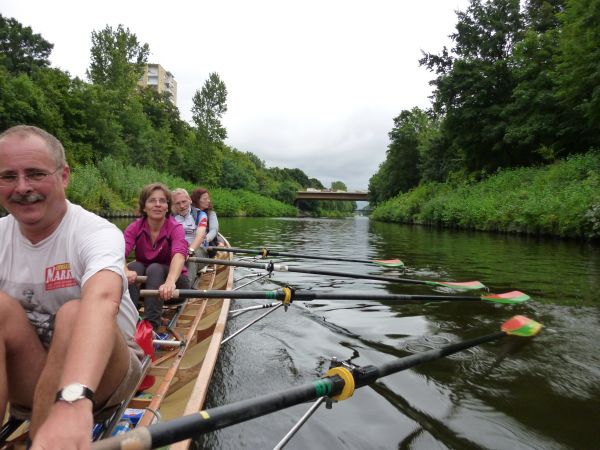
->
501, 315, 542, 337
372, 259, 404, 268
482, 290, 530, 304
427, 280, 487, 291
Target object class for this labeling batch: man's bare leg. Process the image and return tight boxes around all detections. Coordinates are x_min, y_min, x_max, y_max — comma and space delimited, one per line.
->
0, 293, 47, 423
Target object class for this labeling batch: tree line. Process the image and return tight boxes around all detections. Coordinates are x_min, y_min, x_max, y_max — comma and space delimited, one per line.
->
369, 0, 600, 205
0, 16, 354, 216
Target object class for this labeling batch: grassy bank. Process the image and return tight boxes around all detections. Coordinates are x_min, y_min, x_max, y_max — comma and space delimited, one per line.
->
371, 152, 600, 239
66, 157, 298, 217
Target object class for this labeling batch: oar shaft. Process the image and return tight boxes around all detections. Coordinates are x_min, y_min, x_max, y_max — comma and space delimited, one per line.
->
374, 331, 505, 381
140, 289, 485, 302
190, 256, 424, 285
210, 246, 390, 265
92, 329, 512, 450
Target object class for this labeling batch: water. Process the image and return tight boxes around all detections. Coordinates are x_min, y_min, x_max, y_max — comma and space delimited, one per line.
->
117, 216, 600, 449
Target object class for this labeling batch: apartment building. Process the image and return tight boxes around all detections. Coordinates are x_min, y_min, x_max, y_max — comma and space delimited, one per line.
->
138, 63, 177, 105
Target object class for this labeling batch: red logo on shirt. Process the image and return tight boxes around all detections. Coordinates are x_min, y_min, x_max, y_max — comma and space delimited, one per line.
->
45, 263, 77, 290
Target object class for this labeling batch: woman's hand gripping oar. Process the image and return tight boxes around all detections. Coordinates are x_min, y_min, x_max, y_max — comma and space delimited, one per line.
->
92, 316, 541, 450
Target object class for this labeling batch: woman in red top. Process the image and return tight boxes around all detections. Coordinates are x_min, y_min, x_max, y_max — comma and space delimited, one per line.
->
124, 183, 189, 330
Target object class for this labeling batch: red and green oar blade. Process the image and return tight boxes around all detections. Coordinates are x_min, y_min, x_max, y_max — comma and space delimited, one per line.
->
501, 315, 542, 336
425, 280, 487, 291
481, 290, 530, 304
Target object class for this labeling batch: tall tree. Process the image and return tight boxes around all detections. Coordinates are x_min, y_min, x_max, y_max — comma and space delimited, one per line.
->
420, 0, 524, 173
503, 0, 565, 161
87, 24, 149, 91
0, 14, 53, 75
192, 72, 228, 142
552, 0, 600, 152
368, 108, 432, 203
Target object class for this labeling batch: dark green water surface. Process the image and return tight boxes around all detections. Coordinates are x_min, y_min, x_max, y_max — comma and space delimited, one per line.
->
118, 216, 600, 449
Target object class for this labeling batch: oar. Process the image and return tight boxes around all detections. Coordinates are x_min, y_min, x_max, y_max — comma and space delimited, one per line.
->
208, 246, 405, 267
140, 288, 531, 305
188, 256, 486, 291
92, 316, 541, 450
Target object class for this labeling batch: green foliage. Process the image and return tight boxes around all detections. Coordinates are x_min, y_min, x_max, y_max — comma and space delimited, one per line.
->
552, 0, 600, 151
66, 164, 126, 211
503, 1, 563, 160
0, 14, 52, 75
67, 158, 296, 217
369, 108, 432, 204
421, 0, 524, 172
220, 147, 260, 191
372, 152, 600, 238
87, 24, 149, 91
192, 72, 228, 142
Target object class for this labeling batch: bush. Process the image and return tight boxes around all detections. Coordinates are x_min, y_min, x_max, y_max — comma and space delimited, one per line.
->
371, 152, 600, 239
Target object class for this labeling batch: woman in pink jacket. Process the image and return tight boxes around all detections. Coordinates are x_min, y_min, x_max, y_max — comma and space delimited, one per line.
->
124, 183, 189, 330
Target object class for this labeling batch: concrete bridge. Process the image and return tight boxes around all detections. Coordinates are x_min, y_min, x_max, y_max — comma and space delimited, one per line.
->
296, 189, 369, 201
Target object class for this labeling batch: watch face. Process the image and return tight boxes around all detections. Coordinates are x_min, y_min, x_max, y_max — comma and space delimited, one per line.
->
62, 383, 84, 402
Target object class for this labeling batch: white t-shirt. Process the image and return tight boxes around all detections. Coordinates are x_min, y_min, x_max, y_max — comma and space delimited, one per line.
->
0, 201, 138, 346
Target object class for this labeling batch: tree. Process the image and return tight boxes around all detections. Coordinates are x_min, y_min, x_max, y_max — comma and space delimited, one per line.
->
501, 0, 565, 162
368, 108, 432, 203
87, 24, 149, 91
420, 0, 524, 172
220, 147, 259, 191
552, 0, 600, 152
0, 15, 53, 75
192, 72, 228, 143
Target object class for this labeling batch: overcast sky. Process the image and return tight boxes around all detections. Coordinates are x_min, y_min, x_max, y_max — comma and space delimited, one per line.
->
3, 0, 470, 190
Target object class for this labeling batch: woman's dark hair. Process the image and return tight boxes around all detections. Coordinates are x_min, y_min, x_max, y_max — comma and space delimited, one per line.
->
191, 187, 213, 212
138, 182, 172, 218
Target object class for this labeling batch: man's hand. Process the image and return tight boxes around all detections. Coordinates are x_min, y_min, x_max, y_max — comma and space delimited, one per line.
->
125, 269, 138, 284
31, 400, 93, 450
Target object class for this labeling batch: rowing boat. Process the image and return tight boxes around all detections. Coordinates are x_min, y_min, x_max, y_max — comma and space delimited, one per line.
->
0, 235, 234, 449
105, 236, 234, 449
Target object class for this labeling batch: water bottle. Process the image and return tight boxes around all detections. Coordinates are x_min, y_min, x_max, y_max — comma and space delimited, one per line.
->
112, 418, 132, 436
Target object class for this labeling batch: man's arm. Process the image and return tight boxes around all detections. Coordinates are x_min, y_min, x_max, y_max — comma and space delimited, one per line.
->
31, 270, 125, 450
205, 210, 219, 242
188, 212, 208, 252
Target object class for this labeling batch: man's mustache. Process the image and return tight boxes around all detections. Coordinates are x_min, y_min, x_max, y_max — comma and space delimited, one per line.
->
9, 193, 46, 205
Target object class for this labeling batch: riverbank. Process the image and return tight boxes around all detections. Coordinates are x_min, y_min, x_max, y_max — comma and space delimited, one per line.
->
64, 159, 298, 218
371, 152, 600, 239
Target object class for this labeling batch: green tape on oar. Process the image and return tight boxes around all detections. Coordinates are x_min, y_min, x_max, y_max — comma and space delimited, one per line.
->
425, 280, 487, 291
481, 290, 530, 304
372, 259, 404, 268
501, 315, 542, 336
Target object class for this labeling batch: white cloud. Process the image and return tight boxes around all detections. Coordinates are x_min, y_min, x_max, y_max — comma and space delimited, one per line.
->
2, 0, 470, 190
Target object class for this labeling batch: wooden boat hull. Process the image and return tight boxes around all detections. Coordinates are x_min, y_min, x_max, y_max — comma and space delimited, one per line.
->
130, 237, 234, 449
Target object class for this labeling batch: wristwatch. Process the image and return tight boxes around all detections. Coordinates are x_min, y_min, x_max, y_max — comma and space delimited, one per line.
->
55, 383, 95, 405
188, 247, 195, 256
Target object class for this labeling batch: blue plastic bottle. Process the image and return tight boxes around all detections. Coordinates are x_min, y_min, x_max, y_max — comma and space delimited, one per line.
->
112, 418, 132, 436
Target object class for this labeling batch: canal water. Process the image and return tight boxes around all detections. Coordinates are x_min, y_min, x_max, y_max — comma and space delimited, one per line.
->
118, 216, 600, 449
